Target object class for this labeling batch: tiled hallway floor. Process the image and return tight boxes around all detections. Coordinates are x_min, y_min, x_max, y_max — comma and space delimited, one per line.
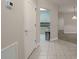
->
29, 40, 77, 59
40, 34, 45, 43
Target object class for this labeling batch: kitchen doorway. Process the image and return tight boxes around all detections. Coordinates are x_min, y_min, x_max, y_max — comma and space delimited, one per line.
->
40, 8, 51, 43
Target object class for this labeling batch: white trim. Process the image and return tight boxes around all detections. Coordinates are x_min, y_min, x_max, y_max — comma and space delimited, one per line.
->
64, 32, 77, 34
50, 37, 58, 41
1, 42, 18, 59
27, 48, 37, 59
1, 42, 18, 51
27, 43, 40, 59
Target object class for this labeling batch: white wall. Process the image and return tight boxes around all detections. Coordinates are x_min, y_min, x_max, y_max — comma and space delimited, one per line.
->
58, 12, 77, 34
1, 0, 25, 59
64, 12, 77, 33
58, 12, 64, 30
37, 0, 58, 41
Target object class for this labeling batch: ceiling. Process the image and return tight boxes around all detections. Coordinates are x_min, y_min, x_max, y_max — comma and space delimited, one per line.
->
50, 0, 77, 13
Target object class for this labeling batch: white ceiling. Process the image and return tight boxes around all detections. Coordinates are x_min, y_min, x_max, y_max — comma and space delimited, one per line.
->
51, 0, 76, 6
50, 0, 77, 13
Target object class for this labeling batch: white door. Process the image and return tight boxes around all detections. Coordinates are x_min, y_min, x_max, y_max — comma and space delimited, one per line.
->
24, 0, 36, 58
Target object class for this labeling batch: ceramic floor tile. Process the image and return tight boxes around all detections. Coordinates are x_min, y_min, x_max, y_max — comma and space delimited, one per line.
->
56, 55, 66, 59
65, 55, 77, 59
39, 56, 47, 59
48, 56, 57, 59
40, 52, 48, 56
29, 40, 77, 59
28, 55, 39, 59
48, 51, 57, 56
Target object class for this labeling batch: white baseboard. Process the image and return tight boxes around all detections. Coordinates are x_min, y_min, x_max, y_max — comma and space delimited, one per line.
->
27, 47, 37, 59
64, 32, 77, 34
50, 37, 58, 41
27, 43, 40, 59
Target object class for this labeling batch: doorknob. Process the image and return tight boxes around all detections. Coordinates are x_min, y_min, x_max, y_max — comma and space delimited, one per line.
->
35, 24, 36, 27
25, 30, 28, 32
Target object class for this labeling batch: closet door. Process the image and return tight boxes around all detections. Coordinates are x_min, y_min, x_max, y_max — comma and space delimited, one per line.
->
24, 0, 37, 58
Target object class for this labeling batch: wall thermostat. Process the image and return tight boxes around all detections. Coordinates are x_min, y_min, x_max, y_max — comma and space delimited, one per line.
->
6, 0, 13, 9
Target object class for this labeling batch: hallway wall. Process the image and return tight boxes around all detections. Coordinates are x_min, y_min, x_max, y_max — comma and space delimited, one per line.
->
37, 0, 58, 41
58, 12, 77, 33
58, 12, 64, 30
58, 12, 77, 43
64, 12, 77, 33
1, 0, 25, 59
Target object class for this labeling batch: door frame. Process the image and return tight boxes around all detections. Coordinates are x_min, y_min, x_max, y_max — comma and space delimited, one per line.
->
36, 6, 52, 46
39, 8, 51, 42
